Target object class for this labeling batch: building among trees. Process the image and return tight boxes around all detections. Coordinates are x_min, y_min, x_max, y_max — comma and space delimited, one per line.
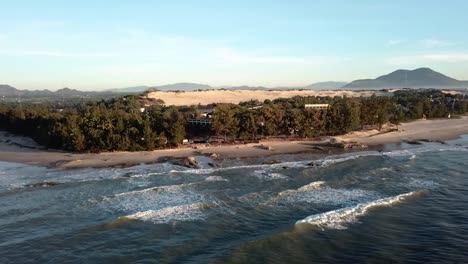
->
304, 104, 329, 110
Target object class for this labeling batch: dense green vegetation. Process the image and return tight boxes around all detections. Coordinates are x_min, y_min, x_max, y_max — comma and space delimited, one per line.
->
0, 90, 466, 152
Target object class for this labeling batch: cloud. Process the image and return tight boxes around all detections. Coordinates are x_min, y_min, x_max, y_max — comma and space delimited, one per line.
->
420, 39, 455, 48
386, 38, 455, 49
0, 50, 115, 58
423, 53, 468, 62
386, 53, 468, 65
386, 39, 404, 46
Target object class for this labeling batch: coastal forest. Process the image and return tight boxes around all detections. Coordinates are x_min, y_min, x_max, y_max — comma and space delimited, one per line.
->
0, 89, 466, 153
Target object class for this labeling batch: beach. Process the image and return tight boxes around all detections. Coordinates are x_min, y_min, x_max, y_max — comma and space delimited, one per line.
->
0, 117, 467, 169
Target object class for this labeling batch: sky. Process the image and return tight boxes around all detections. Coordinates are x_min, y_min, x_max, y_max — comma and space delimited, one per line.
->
1, 0, 468, 91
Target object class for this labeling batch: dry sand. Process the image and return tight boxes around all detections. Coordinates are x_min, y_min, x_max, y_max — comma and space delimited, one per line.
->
354, 117, 468, 145
0, 117, 467, 169
146, 89, 391, 106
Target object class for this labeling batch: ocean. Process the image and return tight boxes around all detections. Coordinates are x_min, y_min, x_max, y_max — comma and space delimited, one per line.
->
1, 136, 468, 263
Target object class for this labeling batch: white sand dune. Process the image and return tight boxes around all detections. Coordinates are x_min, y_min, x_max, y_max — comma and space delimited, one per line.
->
146, 89, 391, 106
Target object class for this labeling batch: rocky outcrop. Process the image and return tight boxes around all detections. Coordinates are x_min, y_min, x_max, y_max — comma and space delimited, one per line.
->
260, 144, 274, 151
209, 152, 219, 159
180, 156, 200, 169
326, 141, 368, 149
340, 142, 368, 149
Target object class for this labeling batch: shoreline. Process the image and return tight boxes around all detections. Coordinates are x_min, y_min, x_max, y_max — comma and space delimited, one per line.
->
0, 117, 467, 169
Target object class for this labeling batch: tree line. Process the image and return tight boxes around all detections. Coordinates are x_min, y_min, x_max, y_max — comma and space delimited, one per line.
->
0, 89, 466, 152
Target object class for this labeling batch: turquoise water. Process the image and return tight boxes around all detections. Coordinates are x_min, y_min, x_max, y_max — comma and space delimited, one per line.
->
1, 136, 467, 263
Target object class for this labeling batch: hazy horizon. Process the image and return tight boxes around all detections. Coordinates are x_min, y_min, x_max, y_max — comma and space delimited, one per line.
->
2, 1, 468, 91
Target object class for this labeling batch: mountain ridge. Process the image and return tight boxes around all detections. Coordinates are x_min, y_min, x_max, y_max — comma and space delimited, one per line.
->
304, 81, 348, 89
3, 68, 467, 98
344, 68, 468, 89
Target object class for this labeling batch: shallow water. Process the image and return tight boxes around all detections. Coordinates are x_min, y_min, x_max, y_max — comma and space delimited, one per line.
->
1, 136, 468, 263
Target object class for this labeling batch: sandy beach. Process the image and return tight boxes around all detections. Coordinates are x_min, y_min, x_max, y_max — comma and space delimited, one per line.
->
0, 117, 467, 169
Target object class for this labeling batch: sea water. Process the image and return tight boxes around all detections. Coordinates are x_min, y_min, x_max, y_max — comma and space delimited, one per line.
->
1, 136, 467, 263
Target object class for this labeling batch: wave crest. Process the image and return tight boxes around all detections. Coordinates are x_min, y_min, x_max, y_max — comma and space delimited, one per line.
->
296, 191, 420, 230
277, 181, 326, 197
122, 203, 212, 224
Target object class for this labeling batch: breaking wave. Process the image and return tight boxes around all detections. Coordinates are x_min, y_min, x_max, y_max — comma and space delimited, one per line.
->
253, 170, 289, 180
205, 176, 229, 182
277, 181, 326, 197
296, 191, 421, 230
121, 203, 212, 224
105, 182, 198, 199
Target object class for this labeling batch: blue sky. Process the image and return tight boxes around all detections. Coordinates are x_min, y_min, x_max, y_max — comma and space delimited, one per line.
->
1, 0, 468, 90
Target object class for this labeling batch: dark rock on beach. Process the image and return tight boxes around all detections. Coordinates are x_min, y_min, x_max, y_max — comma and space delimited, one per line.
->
263, 160, 280, 165
307, 161, 321, 167
405, 140, 423, 145
177, 156, 200, 169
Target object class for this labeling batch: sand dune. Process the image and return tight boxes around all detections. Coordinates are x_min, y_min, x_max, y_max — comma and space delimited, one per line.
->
145, 89, 391, 106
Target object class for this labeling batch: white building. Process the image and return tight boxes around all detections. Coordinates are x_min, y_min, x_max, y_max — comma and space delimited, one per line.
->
304, 104, 329, 110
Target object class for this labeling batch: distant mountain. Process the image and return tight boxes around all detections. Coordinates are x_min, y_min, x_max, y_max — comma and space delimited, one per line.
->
105, 86, 150, 93
222, 85, 268, 91
0, 85, 20, 96
304, 81, 348, 90
0, 85, 54, 97
153, 83, 213, 91
56, 87, 84, 96
0, 85, 123, 102
344, 68, 468, 89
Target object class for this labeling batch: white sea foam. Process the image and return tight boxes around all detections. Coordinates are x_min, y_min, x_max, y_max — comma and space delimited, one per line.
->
171, 168, 216, 175
369, 167, 393, 175
268, 173, 288, 180
405, 179, 439, 189
122, 203, 210, 223
297, 181, 327, 191
319, 155, 361, 167
146, 145, 461, 177
169, 160, 309, 176
205, 176, 229, 182
98, 180, 209, 214
265, 182, 379, 210
382, 149, 414, 158
296, 191, 419, 230
252, 170, 289, 180
108, 182, 197, 199
123, 172, 165, 178
278, 187, 379, 207
278, 181, 326, 197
